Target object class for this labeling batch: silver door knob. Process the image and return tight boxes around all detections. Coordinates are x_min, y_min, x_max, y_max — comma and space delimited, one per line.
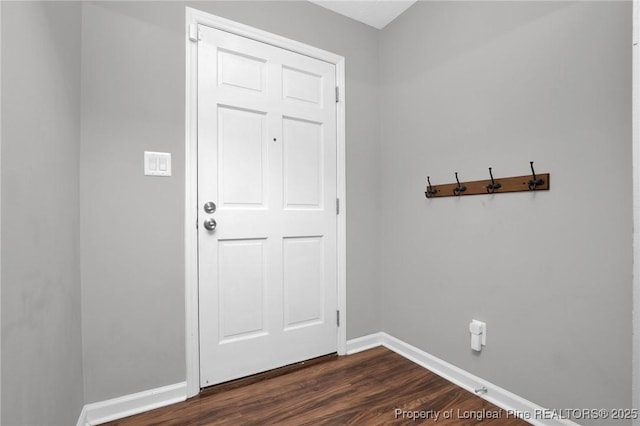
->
204, 201, 216, 214
203, 218, 217, 231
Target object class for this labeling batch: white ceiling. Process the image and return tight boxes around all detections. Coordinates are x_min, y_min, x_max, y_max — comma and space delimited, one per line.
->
308, 0, 417, 30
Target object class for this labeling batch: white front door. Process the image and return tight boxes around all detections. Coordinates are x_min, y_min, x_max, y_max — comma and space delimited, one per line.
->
197, 25, 338, 387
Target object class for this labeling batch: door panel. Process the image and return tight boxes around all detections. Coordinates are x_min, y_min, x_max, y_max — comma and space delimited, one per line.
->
198, 25, 337, 387
283, 236, 324, 330
218, 239, 267, 342
218, 49, 266, 94
282, 66, 323, 105
218, 106, 267, 207
283, 117, 323, 208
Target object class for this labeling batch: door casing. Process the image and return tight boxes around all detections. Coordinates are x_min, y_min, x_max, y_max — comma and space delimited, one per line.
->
632, 0, 639, 420
184, 7, 347, 398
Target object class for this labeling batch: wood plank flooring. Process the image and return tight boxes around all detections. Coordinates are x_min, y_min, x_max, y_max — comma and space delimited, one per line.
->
105, 347, 530, 425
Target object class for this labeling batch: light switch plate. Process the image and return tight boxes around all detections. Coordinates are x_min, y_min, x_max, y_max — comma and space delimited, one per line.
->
144, 151, 171, 177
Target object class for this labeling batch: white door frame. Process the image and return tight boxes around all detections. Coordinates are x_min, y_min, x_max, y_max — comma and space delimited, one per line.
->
633, 0, 640, 421
0, 0, 3, 419
184, 7, 347, 398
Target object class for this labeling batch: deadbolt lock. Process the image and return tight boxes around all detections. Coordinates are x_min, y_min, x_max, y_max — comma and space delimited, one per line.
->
204, 201, 216, 214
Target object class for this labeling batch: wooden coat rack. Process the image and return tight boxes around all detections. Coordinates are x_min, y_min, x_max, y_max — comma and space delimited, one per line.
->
425, 162, 550, 199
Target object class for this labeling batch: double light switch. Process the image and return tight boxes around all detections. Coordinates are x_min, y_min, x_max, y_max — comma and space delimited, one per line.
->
144, 151, 172, 177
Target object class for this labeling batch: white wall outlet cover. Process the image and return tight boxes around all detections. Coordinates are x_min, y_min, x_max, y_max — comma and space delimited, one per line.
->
144, 151, 171, 177
469, 320, 487, 351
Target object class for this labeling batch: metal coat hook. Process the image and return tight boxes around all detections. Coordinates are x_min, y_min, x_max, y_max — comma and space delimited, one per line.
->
423, 163, 548, 199
425, 176, 437, 198
486, 167, 502, 194
528, 161, 545, 190
453, 172, 467, 196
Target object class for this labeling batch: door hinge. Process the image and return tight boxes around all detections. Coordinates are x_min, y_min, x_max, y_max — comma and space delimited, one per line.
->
189, 24, 201, 42
336, 198, 340, 215
337, 310, 340, 327
335, 86, 339, 103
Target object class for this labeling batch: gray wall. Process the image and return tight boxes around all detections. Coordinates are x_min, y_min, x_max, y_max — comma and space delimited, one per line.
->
80, 1, 380, 403
378, 1, 633, 421
0, 0, 634, 421
1, 2, 84, 424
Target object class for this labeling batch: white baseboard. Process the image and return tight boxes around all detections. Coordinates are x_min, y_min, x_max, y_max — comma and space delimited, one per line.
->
76, 382, 187, 426
76, 334, 580, 426
347, 333, 579, 426
346, 332, 386, 354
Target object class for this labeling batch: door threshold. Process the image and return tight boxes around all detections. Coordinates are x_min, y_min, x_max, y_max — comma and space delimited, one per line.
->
199, 353, 338, 396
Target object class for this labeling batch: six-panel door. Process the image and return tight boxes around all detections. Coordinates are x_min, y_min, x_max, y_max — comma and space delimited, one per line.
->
197, 25, 338, 387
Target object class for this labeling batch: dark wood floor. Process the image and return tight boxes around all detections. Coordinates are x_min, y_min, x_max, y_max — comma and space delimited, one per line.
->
105, 347, 530, 425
